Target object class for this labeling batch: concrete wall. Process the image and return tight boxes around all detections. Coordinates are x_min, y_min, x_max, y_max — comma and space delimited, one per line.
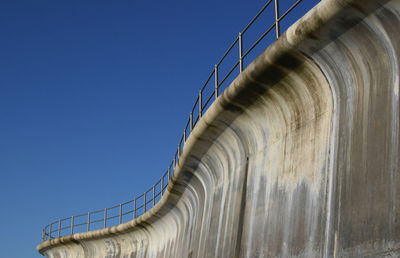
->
37, 0, 400, 257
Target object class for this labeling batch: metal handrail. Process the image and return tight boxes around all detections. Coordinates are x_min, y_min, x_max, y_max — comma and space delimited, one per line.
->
41, 0, 318, 242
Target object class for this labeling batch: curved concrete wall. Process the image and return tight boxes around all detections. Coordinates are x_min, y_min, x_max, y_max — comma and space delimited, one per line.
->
38, 0, 400, 257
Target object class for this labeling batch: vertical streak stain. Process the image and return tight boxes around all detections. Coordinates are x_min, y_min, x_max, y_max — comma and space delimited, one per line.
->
234, 157, 249, 258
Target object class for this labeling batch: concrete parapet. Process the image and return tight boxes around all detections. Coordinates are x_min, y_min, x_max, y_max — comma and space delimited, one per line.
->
38, 0, 400, 257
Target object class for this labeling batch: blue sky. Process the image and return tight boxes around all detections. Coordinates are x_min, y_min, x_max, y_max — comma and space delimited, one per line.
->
0, 0, 318, 257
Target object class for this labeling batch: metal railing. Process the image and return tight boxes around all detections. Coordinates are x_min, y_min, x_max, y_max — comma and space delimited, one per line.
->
42, 0, 318, 242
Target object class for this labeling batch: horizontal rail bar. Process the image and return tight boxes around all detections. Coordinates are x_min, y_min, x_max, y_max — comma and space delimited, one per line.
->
155, 178, 162, 186
73, 222, 88, 227
136, 193, 145, 199
202, 91, 216, 111
218, 61, 240, 88
154, 191, 162, 199
179, 136, 184, 153
122, 210, 133, 216
242, 0, 274, 34
73, 213, 88, 218
120, 199, 134, 206
193, 115, 200, 128
108, 204, 121, 210
90, 209, 105, 215
135, 204, 145, 210
217, 38, 239, 66
59, 226, 71, 231
89, 218, 104, 224
278, 0, 303, 22
49, 229, 59, 234
243, 23, 276, 59
201, 69, 216, 92
191, 97, 199, 114
107, 214, 120, 220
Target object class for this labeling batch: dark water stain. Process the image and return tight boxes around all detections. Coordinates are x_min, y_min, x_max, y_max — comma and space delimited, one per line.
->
234, 157, 249, 258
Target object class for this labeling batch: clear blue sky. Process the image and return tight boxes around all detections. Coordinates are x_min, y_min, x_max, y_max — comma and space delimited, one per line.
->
0, 0, 318, 257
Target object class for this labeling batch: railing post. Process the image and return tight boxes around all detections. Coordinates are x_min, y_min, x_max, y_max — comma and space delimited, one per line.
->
42, 228, 46, 241
87, 212, 90, 232
274, 0, 280, 38
58, 220, 61, 238
153, 185, 156, 207
174, 156, 176, 168
168, 166, 171, 180
134, 198, 137, 219
49, 224, 52, 240
119, 204, 122, 224
190, 112, 193, 131
71, 216, 74, 235
239, 32, 243, 72
199, 91, 202, 118
144, 192, 147, 213
104, 208, 107, 228
215, 64, 219, 98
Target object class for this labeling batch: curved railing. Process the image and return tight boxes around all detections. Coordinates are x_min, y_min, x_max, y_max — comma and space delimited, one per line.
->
42, 0, 319, 242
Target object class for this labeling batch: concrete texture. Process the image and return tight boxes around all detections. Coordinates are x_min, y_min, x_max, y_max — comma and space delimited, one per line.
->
37, 0, 400, 257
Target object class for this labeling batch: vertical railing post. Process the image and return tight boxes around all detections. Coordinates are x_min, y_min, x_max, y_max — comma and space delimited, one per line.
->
274, 0, 280, 38
58, 220, 61, 238
215, 64, 219, 98
190, 112, 193, 131
239, 32, 243, 72
49, 224, 52, 240
119, 204, 122, 224
134, 198, 137, 219
144, 192, 147, 213
42, 228, 46, 241
153, 185, 156, 207
87, 212, 90, 232
104, 208, 107, 228
199, 91, 202, 118
174, 156, 176, 168
168, 166, 171, 180
71, 216, 74, 235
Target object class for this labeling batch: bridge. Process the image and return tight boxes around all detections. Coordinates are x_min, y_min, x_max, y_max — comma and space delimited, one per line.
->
37, 0, 400, 257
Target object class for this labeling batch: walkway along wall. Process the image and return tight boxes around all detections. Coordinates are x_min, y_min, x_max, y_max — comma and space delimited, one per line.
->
37, 0, 400, 257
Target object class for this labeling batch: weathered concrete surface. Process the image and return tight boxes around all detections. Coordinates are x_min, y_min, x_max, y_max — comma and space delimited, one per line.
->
37, 0, 400, 257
